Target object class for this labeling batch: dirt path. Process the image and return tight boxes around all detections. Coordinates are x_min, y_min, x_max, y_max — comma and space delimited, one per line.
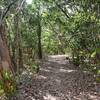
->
11, 55, 100, 100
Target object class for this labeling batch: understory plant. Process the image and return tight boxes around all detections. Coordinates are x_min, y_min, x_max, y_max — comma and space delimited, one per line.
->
0, 70, 16, 99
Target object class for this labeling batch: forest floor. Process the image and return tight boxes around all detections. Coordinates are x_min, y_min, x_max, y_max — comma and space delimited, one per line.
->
11, 55, 100, 100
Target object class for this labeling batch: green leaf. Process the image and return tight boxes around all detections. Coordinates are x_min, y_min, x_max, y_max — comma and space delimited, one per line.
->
91, 51, 96, 58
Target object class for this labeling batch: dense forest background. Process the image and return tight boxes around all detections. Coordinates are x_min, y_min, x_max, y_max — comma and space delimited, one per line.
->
0, 0, 100, 99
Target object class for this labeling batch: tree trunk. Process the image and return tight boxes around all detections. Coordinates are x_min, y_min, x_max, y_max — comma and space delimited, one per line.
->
37, 13, 42, 59
12, 14, 23, 74
18, 40, 23, 70
0, 24, 14, 75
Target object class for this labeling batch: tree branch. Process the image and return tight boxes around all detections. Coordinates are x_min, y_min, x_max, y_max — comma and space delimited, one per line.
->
0, 0, 25, 25
0, 0, 18, 25
55, 2, 70, 18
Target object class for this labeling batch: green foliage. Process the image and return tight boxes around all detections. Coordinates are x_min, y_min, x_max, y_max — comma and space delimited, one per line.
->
6, 0, 100, 72
0, 80, 4, 96
31, 63, 39, 73
0, 70, 16, 98
27, 60, 40, 74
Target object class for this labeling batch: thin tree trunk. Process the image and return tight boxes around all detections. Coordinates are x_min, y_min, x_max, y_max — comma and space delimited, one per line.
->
13, 14, 23, 74
37, 13, 42, 59
18, 40, 23, 70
